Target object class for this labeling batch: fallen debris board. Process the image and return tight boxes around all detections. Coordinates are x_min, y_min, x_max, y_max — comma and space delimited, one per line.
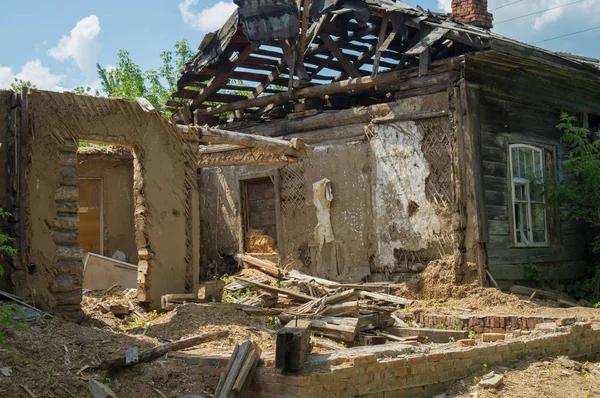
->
99, 330, 228, 371
237, 254, 286, 278
240, 292, 278, 307
225, 276, 269, 292
509, 285, 568, 302
385, 327, 468, 343
324, 289, 357, 305
358, 291, 412, 307
232, 304, 283, 316
83, 252, 137, 290
161, 293, 201, 310
307, 316, 359, 343
276, 320, 312, 372
479, 372, 504, 388
234, 277, 313, 302
319, 301, 360, 317
214, 340, 262, 397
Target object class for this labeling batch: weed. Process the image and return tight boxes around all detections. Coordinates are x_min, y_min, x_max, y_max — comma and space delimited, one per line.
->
147, 310, 160, 321
468, 331, 477, 340
448, 337, 455, 343
267, 316, 279, 326
473, 376, 479, 383
100, 374, 111, 387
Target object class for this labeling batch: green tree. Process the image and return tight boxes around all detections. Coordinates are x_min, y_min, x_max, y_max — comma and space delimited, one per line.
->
10, 78, 36, 92
97, 39, 194, 111
547, 112, 600, 300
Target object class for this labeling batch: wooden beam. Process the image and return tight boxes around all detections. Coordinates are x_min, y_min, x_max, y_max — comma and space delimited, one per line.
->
177, 125, 309, 158
190, 44, 254, 109
298, 0, 312, 65
406, 27, 450, 56
234, 277, 314, 302
372, 14, 390, 78
276, 320, 311, 372
320, 32, 362, 79
197, 58, 464, 116
334, 45, 376, 82
281, 39, 310, 85
419, 26, 432, 77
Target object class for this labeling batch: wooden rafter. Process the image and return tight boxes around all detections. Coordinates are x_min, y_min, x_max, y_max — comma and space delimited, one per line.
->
320, 32, 362, 79
297, 0, 312, 65
196, 58, 462, 116
190, 44, 254, 110
280, 40, 310, 85
406, 27, 450, 56
334, 45, 375, 82
372, 14, 390, 78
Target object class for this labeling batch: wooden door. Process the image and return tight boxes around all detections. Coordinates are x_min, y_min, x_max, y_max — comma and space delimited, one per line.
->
78, 179, 102, 255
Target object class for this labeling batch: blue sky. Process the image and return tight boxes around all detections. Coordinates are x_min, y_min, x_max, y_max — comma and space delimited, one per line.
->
0, 0, 598, 91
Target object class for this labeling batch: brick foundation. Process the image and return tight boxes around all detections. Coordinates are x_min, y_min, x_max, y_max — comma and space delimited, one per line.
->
176, 322, 600, 397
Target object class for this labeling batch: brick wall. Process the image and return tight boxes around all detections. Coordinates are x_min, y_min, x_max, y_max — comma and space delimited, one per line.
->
451, 0, 493, 29
178, 321, 600, 397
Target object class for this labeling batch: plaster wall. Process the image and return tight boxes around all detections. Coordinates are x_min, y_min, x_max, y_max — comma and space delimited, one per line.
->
77, 157, 137, 263
18, 90, 199, 315
200, 92, 458, 282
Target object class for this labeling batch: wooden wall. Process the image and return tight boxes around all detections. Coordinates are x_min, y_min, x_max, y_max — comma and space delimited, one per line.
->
465, 54, 600, 288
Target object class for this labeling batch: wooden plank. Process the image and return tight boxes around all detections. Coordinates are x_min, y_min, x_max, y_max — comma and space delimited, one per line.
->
225, 275, 270, 292
320, 32, 362, 79
509, 285, 566, 301
297, 0, 311, 64
276, 320, 311, 372
309, 316, 359, 343
237, 254, 287, 278
318, 301, 360, 317
372, 14, 390, 78
280, 39, 310, 84
358, 291, 412, 307
215, 341, 252, 397
231, 343, 262, 394
364, 335, 387, 345
99, 331, 228, 371
190, 44, 254, 109
406, 27, 450, 56
234, 277, 313, 302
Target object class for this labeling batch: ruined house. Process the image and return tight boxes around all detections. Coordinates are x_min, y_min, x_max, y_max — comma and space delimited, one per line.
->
169, 0, 600, 289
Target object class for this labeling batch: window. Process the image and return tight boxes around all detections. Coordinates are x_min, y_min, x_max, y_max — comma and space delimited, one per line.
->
509, 144, 547, 246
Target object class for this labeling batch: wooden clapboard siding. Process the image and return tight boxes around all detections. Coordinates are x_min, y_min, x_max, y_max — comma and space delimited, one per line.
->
465, 57, 597, 284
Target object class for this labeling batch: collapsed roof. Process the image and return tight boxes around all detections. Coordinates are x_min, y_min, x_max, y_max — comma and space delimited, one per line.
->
169, 0, 600, 122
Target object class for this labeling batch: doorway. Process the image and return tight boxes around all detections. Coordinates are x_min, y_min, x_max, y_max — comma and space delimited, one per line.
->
78, 178, 103, 257
242, 177, 278, 254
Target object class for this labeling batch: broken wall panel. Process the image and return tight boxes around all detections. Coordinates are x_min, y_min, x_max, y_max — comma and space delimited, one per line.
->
13, 90, 200, 315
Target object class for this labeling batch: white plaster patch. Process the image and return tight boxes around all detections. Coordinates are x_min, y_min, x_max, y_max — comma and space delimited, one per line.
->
371, 122, 442, 269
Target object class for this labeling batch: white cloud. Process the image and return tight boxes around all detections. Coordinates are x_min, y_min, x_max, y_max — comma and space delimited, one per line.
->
179, 0, 238, 31
48, 15, 101, 79
438, 0, 452, 13
0, 60, 67, 91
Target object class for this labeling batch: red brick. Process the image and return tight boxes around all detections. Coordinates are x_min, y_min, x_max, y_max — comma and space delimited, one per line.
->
482, 333, 505, 342
311, 372, 335, 384
427, 353, 447, 362
353, 354, 376, 366
407, 356, 427, 366
394, 367, 408, 377
335, 366, 361, 379
458, 339, 476, 346
275, 374, 311, 386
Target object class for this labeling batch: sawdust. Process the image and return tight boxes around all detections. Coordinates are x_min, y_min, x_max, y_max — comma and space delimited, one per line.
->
246, 228, 277, 254
446, 357, 600, 397
396, 257, 480, 300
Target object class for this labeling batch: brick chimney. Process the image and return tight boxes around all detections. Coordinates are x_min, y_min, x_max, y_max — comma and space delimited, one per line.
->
451, 0, 493, 29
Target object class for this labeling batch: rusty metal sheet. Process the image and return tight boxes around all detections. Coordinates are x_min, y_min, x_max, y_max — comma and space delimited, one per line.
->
234, 0, 299, 46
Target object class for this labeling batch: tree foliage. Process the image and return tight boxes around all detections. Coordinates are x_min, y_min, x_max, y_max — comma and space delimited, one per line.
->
10, 79, 36, 92
547, 112, 600, 300
97, 40, 194, 110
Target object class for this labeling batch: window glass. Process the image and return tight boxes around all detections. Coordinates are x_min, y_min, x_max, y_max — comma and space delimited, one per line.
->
510, 145, 547, 246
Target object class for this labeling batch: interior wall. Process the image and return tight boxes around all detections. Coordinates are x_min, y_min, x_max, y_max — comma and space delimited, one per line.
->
77, 156, 137, 263
199, 92, 463, 283
17, 90, 199, 315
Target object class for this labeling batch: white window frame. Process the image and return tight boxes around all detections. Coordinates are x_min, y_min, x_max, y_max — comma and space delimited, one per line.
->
509, 144, 548, 247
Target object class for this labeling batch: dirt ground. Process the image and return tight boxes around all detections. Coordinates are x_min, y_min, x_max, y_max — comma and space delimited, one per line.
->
1, 263, 600, 397
446, 357, 600, 397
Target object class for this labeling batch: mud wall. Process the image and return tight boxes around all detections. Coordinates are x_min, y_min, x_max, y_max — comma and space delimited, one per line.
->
16, 90, 199, 315
77, 155, 137, 263
200, 92, 463, 282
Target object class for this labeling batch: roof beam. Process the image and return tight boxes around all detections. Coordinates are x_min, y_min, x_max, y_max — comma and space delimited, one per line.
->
196, 57, 463, 116
190, 44, 254, 110
372, 14, 390, 78
320, 32, 362, 79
